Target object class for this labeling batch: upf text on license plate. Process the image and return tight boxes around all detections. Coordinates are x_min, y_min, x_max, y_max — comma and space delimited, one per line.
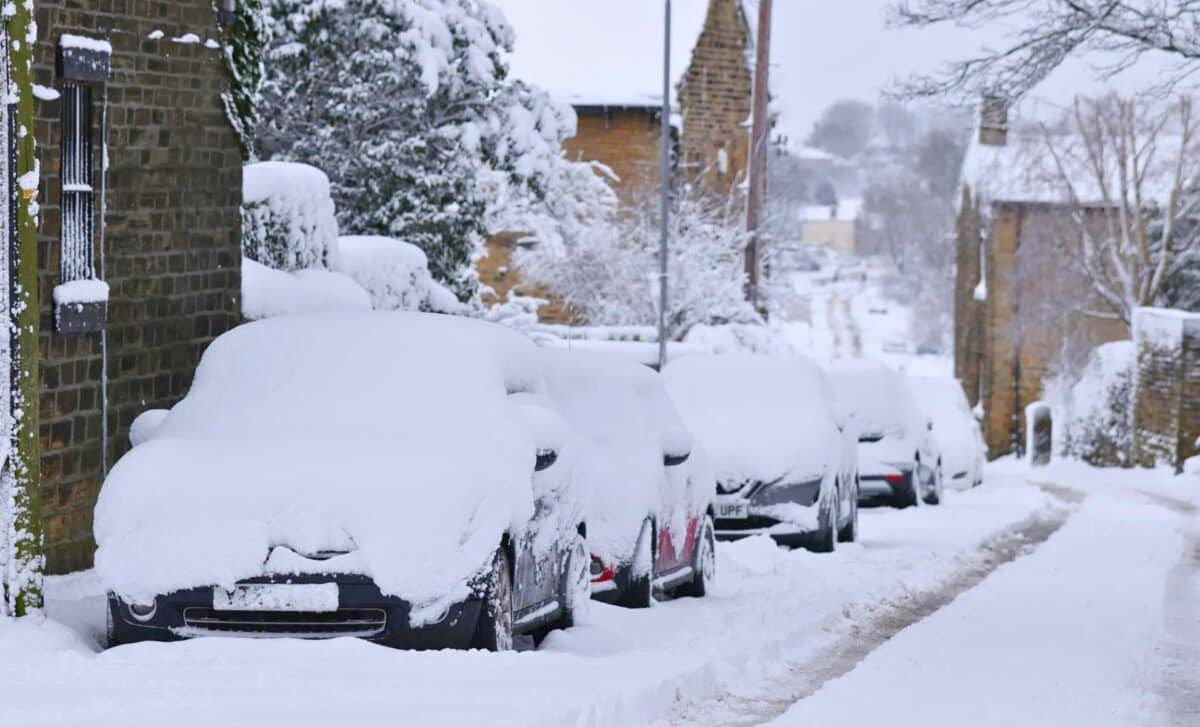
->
213, 583, 339, 612
716, 501, 749, 520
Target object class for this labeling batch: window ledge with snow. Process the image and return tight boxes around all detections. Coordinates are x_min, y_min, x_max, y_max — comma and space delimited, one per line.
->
54, 279, 109, 334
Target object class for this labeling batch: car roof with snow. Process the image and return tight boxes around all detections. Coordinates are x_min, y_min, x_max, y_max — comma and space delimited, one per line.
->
824, 359, 922, 434
663, 354, 838, 486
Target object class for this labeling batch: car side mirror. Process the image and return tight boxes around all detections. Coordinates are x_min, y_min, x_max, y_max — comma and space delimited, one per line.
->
926, 418, 934, 432
534, 449, 559, 472
664, 452, 690, 467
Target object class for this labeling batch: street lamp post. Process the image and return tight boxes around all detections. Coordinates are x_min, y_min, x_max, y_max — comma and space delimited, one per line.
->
657, 0, 671, 370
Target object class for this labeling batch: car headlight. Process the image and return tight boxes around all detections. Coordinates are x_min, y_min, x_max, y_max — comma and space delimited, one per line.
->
127, 599, 157, 622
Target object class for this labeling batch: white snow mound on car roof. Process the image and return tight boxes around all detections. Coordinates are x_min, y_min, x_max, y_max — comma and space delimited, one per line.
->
94, 312, 568, 624
663, 354, 836, 487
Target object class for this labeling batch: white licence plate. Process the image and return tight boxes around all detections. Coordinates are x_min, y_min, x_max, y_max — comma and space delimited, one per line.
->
715, 500, 749, 520
212, 583, 339, 612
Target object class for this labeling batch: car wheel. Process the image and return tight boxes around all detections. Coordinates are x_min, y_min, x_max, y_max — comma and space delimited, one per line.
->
471, 548, 514, 652
811, 486, 839, 553
838, 478, 859, 542
677, 515, 716, 598
620, 518, 655, 608
105, 600, 116, 649
555, 531, 590, 630
924, 463, 944, 505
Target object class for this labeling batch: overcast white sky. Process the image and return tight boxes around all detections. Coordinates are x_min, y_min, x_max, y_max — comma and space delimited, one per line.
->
772, 1, 1174, 145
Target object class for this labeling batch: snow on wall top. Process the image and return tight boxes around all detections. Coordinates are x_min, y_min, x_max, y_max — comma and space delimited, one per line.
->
60, 33, 113, 54
489, 0, 710, 108
1133, 306, 1200, 348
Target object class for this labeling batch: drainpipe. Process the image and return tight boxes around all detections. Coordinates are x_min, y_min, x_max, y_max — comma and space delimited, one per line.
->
98, 72, 109, 477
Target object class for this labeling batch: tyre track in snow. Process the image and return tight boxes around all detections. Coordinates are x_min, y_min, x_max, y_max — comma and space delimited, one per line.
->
661, 486, 1080, 727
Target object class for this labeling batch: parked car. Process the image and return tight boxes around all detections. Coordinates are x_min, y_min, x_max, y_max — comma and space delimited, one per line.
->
909, 376, 986, 489
97, 312, 590, 652
540, 349, 715, 607
826, 359, 943, 508
663, 354, 858, 552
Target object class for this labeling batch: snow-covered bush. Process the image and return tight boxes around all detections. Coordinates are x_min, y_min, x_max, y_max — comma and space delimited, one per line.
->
333, 236, 462, 313
259, 0, 579, 301
517, 185, 760, 339
241, 257, 371, 320
242, 161, 338, 271
1045, 341, 1135, 467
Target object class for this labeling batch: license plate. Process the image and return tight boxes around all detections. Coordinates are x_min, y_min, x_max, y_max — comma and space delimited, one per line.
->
716, 500, 749, 520
213, 583, 339, 612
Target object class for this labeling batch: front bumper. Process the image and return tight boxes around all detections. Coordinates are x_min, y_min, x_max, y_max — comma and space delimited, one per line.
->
108, 573, 482, 650
713, 478, 824, 544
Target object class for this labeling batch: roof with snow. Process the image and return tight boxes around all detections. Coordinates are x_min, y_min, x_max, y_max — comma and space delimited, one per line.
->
960, 126, 1186, 207
799, 198, 862, 222
492, 0, 754, 108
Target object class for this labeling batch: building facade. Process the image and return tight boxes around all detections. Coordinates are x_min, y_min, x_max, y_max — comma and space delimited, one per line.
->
33, 2, 242, 572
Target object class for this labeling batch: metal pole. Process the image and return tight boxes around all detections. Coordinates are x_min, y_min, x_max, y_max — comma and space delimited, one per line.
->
99, 77, 109, 478
657, 0, 671, 371
745, 0, 773, 308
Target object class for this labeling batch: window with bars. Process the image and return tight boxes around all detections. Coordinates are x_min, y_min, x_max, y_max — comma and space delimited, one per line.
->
55, 35, 110, 334
60, 81, 95, 284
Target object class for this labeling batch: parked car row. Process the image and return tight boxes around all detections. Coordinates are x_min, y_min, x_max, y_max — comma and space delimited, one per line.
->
96, 312, 984, 653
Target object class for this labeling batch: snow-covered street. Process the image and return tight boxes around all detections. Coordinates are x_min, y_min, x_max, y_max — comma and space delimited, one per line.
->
4, 462, 1194, 726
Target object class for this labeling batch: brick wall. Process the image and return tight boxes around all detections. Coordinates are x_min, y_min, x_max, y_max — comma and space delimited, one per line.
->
1132, 308, 1200, 470
34, 2, 242, 572
953, 185, 983, 407
677, 0, 752, 198
565, 108, 662, 204
976, 203, 1128, 458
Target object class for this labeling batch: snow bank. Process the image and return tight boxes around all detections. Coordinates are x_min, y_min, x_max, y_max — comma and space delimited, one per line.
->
241, 257, 371, 320
242, 162, 339, 271
332, 235, 461, 313
663, 354, 839, 487
540, 349, 706, 565
94, 313, 576, 624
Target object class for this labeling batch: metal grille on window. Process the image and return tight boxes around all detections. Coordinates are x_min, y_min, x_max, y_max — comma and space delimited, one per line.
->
60, 81, 94, 283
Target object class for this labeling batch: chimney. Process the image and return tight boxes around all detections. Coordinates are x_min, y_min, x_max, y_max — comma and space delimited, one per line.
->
979, 94, 1008, 146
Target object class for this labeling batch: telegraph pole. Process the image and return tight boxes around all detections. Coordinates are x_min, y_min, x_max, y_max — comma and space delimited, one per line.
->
745, 0, 773, 308
656, 0, 671, 370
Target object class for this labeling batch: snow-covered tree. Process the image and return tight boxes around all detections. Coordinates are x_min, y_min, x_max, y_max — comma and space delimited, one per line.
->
1035, 94, 1200, 323
516, 184, 761, 339
218, 0, 270, 161
259, 0, 574, 301
892, 0, 1200, 100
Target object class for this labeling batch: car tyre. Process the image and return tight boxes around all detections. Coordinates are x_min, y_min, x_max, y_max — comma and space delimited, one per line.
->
897, 460, 922, 509
677, 515, 716, 598
620, 518, 655, 608
555, 531, 590, 630
471, 548, 514, 652
811, 486, 839, 553
838, 478, 859, 542
924, 463, 944, 505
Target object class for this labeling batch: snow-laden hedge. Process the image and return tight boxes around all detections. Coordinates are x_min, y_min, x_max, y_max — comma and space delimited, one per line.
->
241, 258, 371, 321
1045, 341, 1134, 466
242, 161, 338, 271
332, 236, 462, 313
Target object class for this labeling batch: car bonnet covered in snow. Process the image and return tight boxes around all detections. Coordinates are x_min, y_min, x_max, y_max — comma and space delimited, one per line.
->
663, 354, 838, 488
539, 349, 704, 564
94, 313, 571, 624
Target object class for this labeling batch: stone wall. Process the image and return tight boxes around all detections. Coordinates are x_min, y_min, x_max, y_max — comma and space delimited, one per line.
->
676, 0, 752, 198
953, 185, 983, 408
1132, 308, 1200, 471
34, 2, 243, 572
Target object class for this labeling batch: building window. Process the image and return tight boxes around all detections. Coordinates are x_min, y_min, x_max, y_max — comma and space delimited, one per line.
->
54, 34, 111, 334
60, 81, 95, 284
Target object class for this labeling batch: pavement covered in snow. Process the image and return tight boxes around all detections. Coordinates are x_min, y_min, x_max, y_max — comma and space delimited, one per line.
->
4, 460, 1146, 727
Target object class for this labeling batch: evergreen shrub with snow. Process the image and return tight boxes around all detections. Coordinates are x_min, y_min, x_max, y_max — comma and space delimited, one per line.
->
242, 161, 339, 272
259, 0, 578, 301
1045, 341, 1135, 467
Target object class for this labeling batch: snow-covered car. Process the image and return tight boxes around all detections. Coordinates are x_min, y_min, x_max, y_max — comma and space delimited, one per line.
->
908, 376, 985, 489
663, 354, 858, 552
97, 312, 590, 652
826, 359, 943, 508
540, 349, 715, 607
